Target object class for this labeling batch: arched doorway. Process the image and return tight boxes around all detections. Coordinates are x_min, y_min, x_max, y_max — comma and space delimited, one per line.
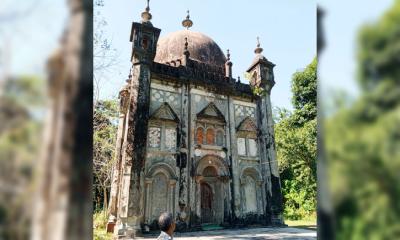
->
144, 163, 177, 225
201, 182, 213, 223
195, 155, 230, 225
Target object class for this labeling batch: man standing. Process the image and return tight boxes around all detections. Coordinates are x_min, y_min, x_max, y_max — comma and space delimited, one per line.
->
157, 212, 176, 240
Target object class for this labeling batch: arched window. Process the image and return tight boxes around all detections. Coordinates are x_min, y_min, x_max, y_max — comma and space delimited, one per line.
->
165, 128, 177, 151
248, 138, 258, 156
206, 128, 215, 145
237, 137, 246, 155
244, 175, 257, 213
196, 127, 204, 144
216, 130, 224, 146
151, 172, 168, 220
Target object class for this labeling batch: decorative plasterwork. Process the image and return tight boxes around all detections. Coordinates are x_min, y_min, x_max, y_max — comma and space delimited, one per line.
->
150, 102, 179, 122
236, 117, 257, 132
196, 102, 225, 123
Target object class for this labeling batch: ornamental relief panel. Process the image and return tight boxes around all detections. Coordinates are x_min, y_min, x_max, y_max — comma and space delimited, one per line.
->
234, 104, 256, 126
193, 93, 227, 116
150, 88, 181, 114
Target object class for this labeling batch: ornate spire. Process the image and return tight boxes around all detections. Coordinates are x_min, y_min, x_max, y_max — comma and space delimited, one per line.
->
182, 10, 193, 29
184, 37, 189, 51
225, 49, 233, 79
255, 36, 263, 54
141, 0, 152, 23
183, 37, 190, 56
183, 37, 190, 65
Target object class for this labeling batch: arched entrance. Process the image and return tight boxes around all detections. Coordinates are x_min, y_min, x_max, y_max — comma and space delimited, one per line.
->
195, 155, 230, 225
201, 182, 213, 223
144, 163, 177, 225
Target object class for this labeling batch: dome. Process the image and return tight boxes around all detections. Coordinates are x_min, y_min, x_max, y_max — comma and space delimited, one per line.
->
154, 30, 226, 67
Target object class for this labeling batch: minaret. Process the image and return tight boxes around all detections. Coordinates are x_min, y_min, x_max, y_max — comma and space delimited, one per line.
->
246, 37, 284, 225
114, 0, 161, 238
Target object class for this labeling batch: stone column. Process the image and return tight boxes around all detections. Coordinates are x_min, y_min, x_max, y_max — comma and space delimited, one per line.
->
144, 178, 153, 224
195, 176, 203, 222
169, 179, 177, 215
256, 180, 263, 215
227, 96, 241, 218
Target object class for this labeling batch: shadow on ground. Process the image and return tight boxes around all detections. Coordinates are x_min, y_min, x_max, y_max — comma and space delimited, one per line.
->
138, 227, 317, 239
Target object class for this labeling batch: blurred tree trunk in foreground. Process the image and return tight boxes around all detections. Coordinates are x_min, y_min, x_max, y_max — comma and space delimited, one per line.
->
31, 0, 93, 239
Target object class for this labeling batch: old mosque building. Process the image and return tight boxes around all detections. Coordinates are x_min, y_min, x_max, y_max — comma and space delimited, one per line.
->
107, 1, 284, 237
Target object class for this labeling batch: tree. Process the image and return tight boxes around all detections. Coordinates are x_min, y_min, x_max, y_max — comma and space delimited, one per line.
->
291, 58, 317, 127
93, 99, 118, 211
357, 0, 400, 91
0, 75, 44, 239
31, 0, 93, 239
275, 57, 317, 220
326, 1, 400, 239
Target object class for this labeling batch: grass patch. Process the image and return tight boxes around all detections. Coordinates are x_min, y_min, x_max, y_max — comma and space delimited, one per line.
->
93, 210, 113, 240
285, 217, 316, 230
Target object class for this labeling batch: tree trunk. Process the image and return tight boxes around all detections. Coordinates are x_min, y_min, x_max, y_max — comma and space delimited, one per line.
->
30, 0, 93, 239
103, 186, 108, 211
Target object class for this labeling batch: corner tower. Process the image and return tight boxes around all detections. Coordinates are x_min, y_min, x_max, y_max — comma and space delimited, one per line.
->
114, 0, 161, 238
246, 37, 283, 225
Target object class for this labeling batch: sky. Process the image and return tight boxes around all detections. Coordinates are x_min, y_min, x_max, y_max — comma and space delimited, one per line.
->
1, 0, 68, 78
97, 0, 317, 111
319, 0, 394, 99
3, 0, 394, 111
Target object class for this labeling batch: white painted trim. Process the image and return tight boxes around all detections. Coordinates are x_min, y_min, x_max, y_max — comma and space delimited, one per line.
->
233, 100, 257, 108
190, 88, 227, 99
151, 81, 182, 93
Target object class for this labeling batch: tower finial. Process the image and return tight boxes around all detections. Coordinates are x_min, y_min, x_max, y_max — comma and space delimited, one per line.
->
255, 36, 263, 54
141, 0, 152, 23
182, 10, 193, 29
227, 49, 231, 61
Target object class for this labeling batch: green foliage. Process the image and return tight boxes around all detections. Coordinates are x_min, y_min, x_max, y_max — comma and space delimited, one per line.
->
291, 58, 317, 126
93, 100, 119, 211
325, 1, 400, 239
276, 117, 317, 220
326, 102, 400, 239
357, 0, 400, 91
275, 58, 317, 220
243, 72, 267, 97
93, 210, 113, 240
0, 75, 45, 239
252, 86, 267, 97
3, 76, 45, 106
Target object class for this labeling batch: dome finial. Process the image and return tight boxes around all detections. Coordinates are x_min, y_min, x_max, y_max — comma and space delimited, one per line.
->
182, 10, 193, 29
255, 36, 263, 54
146, 0, 150, 12
141, 0, 152, 23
